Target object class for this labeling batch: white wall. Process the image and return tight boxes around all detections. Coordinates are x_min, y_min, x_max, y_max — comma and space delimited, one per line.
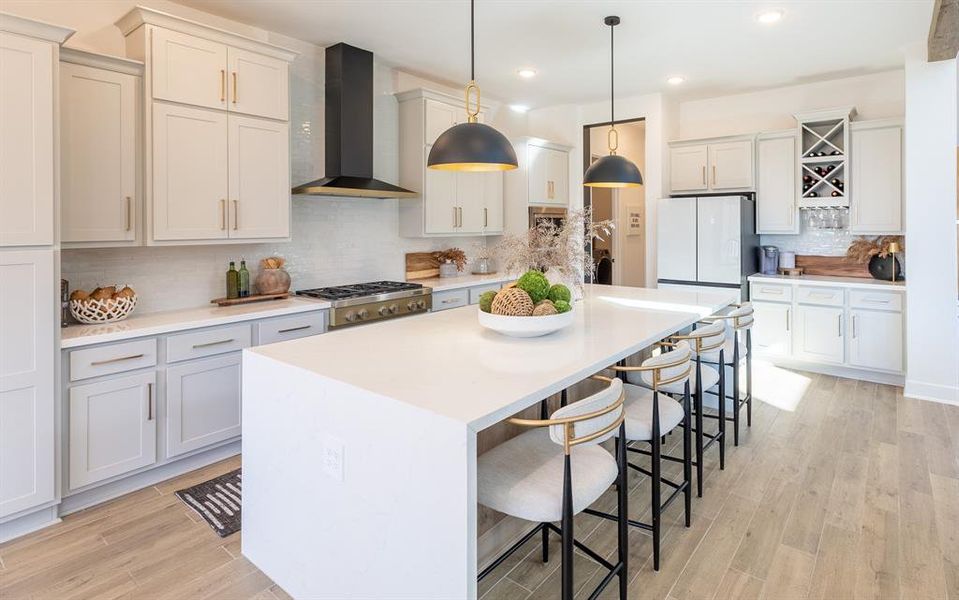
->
3, 0, 525, 313
903, 53, 959, 405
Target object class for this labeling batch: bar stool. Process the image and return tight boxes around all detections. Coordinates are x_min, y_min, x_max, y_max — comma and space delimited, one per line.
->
583, 342, 693, 572
477, 376, 628, 600
698, 304, 755, 445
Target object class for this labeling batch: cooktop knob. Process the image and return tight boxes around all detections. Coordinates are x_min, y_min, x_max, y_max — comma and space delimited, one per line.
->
388, 304, 398, 314
344, 311, 356, 322
416, 300, 427, 310
378, 306, 390, 316
407, 301, 418, 311
357, 309, 369, 319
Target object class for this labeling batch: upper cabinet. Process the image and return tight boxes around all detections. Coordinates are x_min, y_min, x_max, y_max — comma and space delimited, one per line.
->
849, 119, 902, 234
0, 23, 71, 247
116, 7, 296, 245
756, 131, 798, 234
396, 88, 504, 237
668, 137, 754, 194
502, 138, 571, 235
60, 50, 142, 247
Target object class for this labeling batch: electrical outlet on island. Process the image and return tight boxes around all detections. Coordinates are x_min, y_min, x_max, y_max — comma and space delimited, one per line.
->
322, 436, 345, 482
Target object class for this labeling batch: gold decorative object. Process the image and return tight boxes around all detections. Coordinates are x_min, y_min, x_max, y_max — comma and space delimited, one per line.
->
887, 241, 900, 282
532, 300, 558, 316
491, 288, 534, 316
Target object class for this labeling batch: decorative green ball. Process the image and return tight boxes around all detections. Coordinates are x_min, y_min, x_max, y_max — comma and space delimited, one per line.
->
548, 283, 571, 304
516, 270, 551, 303
478, 290, 497, 313
554, 299, 572, 313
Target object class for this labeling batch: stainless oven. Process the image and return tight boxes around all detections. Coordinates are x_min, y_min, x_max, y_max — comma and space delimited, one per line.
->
529, 206, 567, 229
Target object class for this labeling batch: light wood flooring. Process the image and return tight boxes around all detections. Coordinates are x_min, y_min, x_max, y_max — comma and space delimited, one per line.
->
1, 367, 958, 599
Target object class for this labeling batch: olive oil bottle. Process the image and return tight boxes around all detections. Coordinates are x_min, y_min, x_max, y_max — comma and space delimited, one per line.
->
226, 261, 239, 299
238, 260, 250, 297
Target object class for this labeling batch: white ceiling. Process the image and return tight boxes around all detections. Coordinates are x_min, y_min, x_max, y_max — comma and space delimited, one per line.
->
174, 0, 933, 108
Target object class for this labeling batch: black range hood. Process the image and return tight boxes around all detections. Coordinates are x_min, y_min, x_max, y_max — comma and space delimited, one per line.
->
291, 43, 416, 198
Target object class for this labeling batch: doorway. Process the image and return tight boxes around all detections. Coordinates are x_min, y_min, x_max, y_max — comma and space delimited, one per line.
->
583, 119, 647, 287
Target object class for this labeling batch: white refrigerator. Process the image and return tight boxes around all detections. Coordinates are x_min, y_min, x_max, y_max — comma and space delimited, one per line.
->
656, 195, 759, 300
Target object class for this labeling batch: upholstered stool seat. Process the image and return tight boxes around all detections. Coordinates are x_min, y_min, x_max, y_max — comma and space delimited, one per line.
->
477, 428, 618, 523
625, 362, 719, 395
619, 384, 685, 442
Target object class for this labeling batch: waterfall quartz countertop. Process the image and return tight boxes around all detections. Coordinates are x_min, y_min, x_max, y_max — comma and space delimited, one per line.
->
407, 272, 516, 292
748, 273, 906, 290
61, 297, 330, 348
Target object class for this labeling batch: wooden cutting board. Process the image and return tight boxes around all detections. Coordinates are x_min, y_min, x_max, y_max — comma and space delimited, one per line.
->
405, 252, 440, 280
795, 255, 871, 278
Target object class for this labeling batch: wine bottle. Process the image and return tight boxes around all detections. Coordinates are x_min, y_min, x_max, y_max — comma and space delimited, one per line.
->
825, 164, 835, 173
802, 184, 811, 192
831, 191, 841, 197
803, 174, 812, 184
831, 150, 841, 156
808, 191, 818, 198
226, 261, 239, 299
238, 260, 250, 297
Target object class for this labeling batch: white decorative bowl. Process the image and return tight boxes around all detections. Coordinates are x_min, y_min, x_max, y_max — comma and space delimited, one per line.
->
478, 308, 574, 338
70, 294, 138, 324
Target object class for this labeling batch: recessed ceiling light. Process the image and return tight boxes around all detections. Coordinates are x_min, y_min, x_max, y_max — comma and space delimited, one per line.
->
756, 9, 784, 24
510, 104, 530, 113
666, 75, 686, 85
516, 68, 537, 79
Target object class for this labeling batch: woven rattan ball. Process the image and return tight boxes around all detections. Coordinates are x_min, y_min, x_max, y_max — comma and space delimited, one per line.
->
532, 300, 558, 316
491, 288, 534, 316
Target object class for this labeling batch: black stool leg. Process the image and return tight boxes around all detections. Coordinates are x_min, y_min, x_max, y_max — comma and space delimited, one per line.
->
542, 525, 549, 563
683, 380, 692, 527
718, 349, 726, 471
732, 332, 740, 446
651, 389, 662, 571
694, 356, 704, 497
746, 329, 753, 427
617, 422, 628, 599
561, 454, 574, 600
561, 388, 568, 407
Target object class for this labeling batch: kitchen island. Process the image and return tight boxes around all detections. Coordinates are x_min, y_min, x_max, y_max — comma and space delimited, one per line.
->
241, 284, 737, 599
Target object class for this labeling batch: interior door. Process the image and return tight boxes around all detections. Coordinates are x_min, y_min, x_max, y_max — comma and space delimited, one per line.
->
227, 47, 289, 120
656, 197, 697, 282
152, 103, 229, 241
151, 27, 227, 111
60, 63, 138, 243
697, 196, 741, 285
228, 115, 290, 239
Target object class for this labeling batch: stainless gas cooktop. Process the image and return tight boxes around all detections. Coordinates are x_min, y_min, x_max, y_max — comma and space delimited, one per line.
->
296, 281, 432, 327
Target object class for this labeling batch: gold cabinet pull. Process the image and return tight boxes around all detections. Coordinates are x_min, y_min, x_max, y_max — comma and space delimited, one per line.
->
147, 382, 154, 421
837, 314, 842, 337
785, 309, 790, 332
220, 69, 225, 102
232, 71, 237, 104
91, 353, 144, 366
232, 199, 238, 231
452, 206, 457, 228
278, 325, 311, 334
220, 199, 226, 230
484, 207, 488, 228
702, 165, 706, 185
192, 338, 235, 349
712, 165, 717, 186
125, 196, 132, 231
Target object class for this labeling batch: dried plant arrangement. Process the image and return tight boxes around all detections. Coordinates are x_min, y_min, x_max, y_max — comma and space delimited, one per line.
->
433, 247, 468, 271
490, 208, 615, 286
845, 235, 904, 263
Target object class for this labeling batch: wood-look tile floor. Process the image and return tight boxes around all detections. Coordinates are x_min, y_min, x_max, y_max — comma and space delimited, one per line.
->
2, 365, 958, 599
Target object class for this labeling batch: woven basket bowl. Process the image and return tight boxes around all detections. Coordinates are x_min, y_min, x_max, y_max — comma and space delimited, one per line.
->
70, 294, 138, 324
478, 307, 574, 338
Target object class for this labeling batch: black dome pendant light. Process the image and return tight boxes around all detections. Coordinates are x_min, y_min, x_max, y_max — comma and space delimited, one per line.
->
583, 16, 643, 188
427, 0, 518, 171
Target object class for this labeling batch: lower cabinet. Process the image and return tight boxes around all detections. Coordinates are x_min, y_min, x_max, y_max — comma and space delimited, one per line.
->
751, 302, 791, 356
69, 371, 157, 489
793, 305, 844, 364
165, 353, 242, 458
848, 309, 902, 372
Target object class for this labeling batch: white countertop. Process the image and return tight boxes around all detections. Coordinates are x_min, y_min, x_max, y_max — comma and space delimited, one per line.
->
409, 272, 516, 292
749, 273, 906, 290
61, 297, 330, 349
250, 284, 736, 430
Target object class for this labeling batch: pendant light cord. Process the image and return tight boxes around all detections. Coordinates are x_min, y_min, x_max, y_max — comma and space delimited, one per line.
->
471, 0, 475, 81
609, 20, 614, 127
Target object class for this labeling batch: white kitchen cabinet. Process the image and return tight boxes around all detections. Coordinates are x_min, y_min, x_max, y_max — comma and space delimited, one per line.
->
751, 301, 791, 357
793, 304, 844, 364
668, 137, 755, 194
669, 144, 708, 193
0, 32, 57, 247
151, 103, 229, 241
60, 55, 141, 246
0, 250, 56, 518
848, 309, 903, 372
850, 120, 902, 233
709, 140, 754, 190
397, 88, 504, 237
69, 371, 157, 489
528, 144, 568, 206
227, 47, 289, 121
756, 132, 798, 234
228, 115, 290, 238
165, 353, 241, 458
151, 27, 227, 111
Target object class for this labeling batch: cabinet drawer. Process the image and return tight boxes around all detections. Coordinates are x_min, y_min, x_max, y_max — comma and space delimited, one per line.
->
432, 289, 469, 311
70, 339, 157, 382
796, 286, 844, 307
849, 290, 903, 312
256, 311, 326, 345
750, 282, 792, 303
166, 324, 251, 363
469, 284, 503, 305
